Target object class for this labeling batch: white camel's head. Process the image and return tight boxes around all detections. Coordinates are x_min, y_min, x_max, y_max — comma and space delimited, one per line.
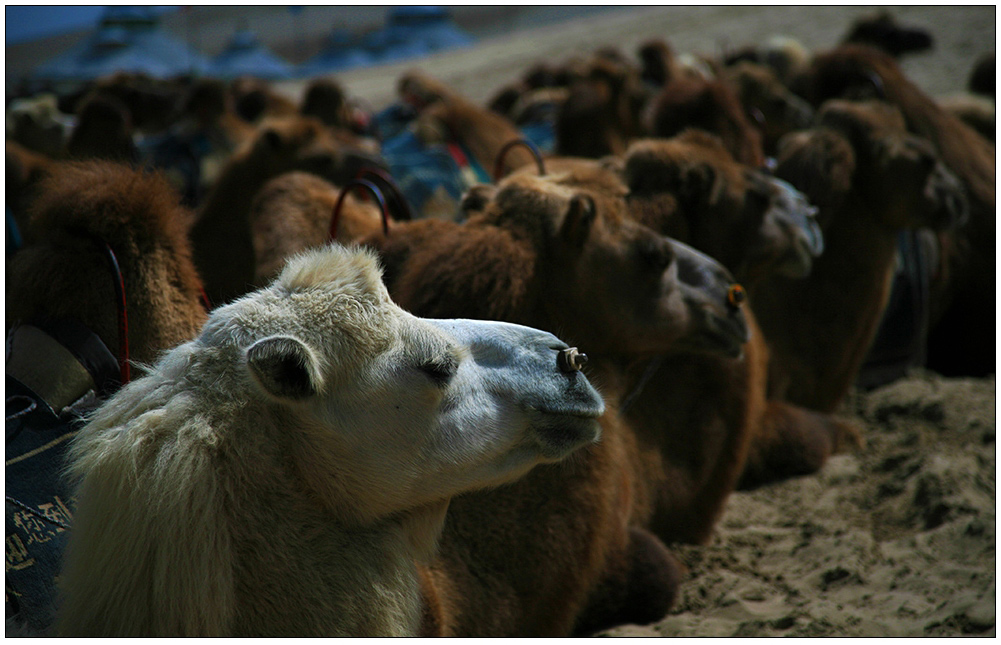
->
200, 244, 604, 522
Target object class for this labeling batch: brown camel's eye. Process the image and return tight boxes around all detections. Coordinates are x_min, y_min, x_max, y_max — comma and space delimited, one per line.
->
727, 284, 747, 308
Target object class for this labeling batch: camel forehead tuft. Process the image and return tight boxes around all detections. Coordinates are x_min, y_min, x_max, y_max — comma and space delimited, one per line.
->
279, 244, 389, 300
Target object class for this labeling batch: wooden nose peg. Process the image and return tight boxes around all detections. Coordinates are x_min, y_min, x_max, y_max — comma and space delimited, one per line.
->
557, 347, 588, 373
727, 284, 747, 309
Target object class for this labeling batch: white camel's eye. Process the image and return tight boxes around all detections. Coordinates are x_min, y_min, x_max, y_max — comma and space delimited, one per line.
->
416, 353, 459, 386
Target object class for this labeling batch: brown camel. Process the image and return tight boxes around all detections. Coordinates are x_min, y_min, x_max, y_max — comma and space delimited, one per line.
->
398, 70, 538, 180
249, 171, 385, 285
601, 136, 860, 491
363, 170, 750, 635
721, 61, 815, 157
793, 44, 995, 377
6, 160, 210, 634
752, 99, 968, 412
644, 74, 766, 168
189, 114, 382, 305
7, 160, 208, 367
529, 148, 856, 504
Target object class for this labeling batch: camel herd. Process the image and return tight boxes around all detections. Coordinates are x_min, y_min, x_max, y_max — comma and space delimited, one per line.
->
5, 11, 994, 637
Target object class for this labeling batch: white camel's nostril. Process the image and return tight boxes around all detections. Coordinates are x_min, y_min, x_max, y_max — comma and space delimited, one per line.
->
557, 347, 588, 372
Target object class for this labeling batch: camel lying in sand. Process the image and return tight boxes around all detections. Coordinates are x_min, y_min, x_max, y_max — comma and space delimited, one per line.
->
56, 245, 604, 636
753, 99, 968, 412
597, 135, 859, 490
793, 44, 994, 377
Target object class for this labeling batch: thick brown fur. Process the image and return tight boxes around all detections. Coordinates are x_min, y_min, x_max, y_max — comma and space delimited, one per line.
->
621, 131, 813, 288
644, 74, 765, 167
6, 161, 207, 364
190, 115, 381, 305
794, 44, 995, 377
753, 100, 968, 412
555, 56, 646, 159
722, 61, 814, 156
249, 171, 384, 285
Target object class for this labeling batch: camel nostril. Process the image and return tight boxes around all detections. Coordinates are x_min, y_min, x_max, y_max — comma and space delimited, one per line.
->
557, 347, 588, 372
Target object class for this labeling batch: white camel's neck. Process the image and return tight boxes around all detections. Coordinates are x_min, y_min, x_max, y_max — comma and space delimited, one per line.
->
226, 463, 425, 636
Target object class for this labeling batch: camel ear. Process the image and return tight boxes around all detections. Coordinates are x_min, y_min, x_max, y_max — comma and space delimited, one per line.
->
246, 336, 320, 401
560, 194, 597, 247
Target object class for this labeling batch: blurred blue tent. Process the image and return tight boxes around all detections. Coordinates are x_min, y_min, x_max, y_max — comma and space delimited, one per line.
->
299, 6, 474, 76
385, 6, 475, 51
298, 29, 376, 77
365, 6, 474, 64
32, 6, 207, 83
204, 29, 294, 80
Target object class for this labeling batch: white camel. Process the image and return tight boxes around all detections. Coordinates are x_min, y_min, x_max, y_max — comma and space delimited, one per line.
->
55, 244, 604, 637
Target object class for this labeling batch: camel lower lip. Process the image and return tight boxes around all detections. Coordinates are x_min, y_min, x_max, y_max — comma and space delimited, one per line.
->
531, 415, 602, 460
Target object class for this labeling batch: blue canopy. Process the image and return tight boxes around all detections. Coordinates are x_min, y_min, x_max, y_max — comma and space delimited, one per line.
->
204, 30, 294, 80
298, 7, 475, 76
298, 29, 377, 76
384, 6, 475, 51
32, 6, 207, 82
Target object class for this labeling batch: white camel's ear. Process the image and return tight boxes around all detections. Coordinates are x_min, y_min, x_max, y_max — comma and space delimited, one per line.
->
246, 336, 321, 401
